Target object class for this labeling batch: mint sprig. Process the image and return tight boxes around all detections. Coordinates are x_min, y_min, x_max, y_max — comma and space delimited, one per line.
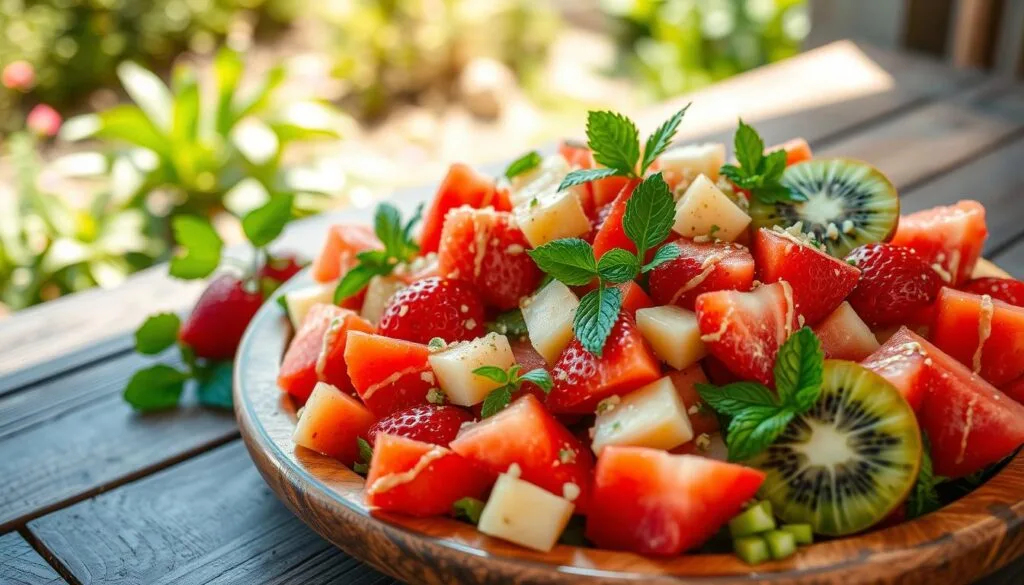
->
453, 497, 485, 524
907, 435, 946, 519
697, 328, 824, 461
719, 119, 804, 205
558, 105, 690, 191
475, 364, 553, 418
334, 202, 423, 303
504, 151, 542, 179
353, 437, 373, 475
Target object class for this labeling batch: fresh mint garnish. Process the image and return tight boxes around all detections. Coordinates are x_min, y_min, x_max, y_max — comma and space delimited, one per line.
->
353, 437, 374, 475
134, 313, 182, 355
907, 435, 946, 518
475, 364, 554, 418
504, 151, 542, 179
334, 202, 423, 303
169, 215, 224, 279
453, 497, 486, 524
719, 119, 803, 205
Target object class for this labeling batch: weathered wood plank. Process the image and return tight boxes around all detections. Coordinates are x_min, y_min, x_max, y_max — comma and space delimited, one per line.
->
27, 442, 397, 585
0, 532, 65, 585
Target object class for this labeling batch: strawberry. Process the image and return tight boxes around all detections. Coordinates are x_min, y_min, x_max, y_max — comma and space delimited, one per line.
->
591, 179, 641, 259
695, 282, 796, 386
437, 207, 542, 310
844, 244, 943, 328
367, 404, 475, 448
890, 200, 987, 286
753, 228, 860, 326
377, 277, 485, 344
961, 277, 1024, 308
258, 254, 304, 283
546, 314, 661, 414
179, 274, 263, 360
648, 238, 755, 311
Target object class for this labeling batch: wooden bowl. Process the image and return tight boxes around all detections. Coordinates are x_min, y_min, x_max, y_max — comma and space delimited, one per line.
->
235, 259, 1024, 585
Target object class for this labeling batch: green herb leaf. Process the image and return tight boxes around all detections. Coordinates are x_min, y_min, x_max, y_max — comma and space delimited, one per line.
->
505, 151, 542, 179
774, 327, 824, 410
453, 497, 486, 524
527, 238, 598, 286
557, 167, 622, 192
733, 119, 765, 173
907, 435, 943, 519
169, 216, 224, 279
333, 202, 421, 302
473, 365, 510, 385
623, 173, 675, 258
696, 382, 778, 415
486, 310, 529, 337
574, 284, 623, 356
586, 110, 640, 176
761, 149, 789, 182
481, 386, 514, 418
353, 437, 374, 474
334, 263, 389, 303
242, 194, 294, 247
719, 164, 746, 186
196, 361, 233, 409
374, 202, 407, 257
401, 203, 424, 244
124, 364, 188, 412
134, 313, 181, 355
519, 369, 554, 393
597, 248, 641, 284
726, 406, 794, 462
642, 242, 681, 272
641, 104, 690, 173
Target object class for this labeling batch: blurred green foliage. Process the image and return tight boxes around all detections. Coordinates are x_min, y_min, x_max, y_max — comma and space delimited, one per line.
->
604, 0, 809, 99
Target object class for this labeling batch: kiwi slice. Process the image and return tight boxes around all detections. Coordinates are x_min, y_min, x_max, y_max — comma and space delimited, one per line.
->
750, 360, 922, 536
749, 158, 899, 258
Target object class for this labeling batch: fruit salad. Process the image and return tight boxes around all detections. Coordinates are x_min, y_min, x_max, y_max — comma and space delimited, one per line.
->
276, 107, 1024, 563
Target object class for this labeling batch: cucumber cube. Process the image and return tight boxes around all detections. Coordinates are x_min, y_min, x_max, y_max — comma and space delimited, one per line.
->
728, 501, 776, 538
764, 529, 797, 561
781, 523, 814, 546
733, 536, 770, 565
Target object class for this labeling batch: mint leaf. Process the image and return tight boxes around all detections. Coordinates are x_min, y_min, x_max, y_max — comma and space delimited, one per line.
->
353, 437, 373, 475
641, 104, 690, 173
586, 110, 640, 176
453, 497, 485, 524
124, 364, 188, 412
486, 309, 529, 338
374, 202, 407, 257
558, 167, 621, 192
481, 386, 513, 418
733, 119, 764, 173
473, 365, 509, 384
774, 327, 824, 410
597, 248, 640, 284
761, 149, 788, 182
642, 242, 680, 272
623, 173, 675, 258
519, 369, 553, 393
196, 361, 233, 409
169, 216, 223, 279
135, 313, 181, 355
719, 164, 746, 186
574, 284, 622, 356
697, 382, 778, 415
401, 203, 424, 244
907, 435, 942, 519
726, 406, 794, 462
527, 238, 598, 286
505, 151, 542, 179
334, 263, 389, 303
242, 194, 293, 247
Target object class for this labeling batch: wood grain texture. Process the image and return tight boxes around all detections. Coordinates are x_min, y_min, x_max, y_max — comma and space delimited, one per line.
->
233, 262, 1024, 585
25, 441, 397, 585
0, 533, 65, 585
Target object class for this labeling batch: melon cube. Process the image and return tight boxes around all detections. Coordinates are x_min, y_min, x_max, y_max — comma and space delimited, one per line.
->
591, 376, 695, 454
508, 155, 570, 207
360, 274, 406, 325
673, 174, 751, 242
292, 382, 375, 465
428, 333, 516, 406
520, 280, 580, 364
658, 143, 726, 183
636, 305, 706, 370
477, 472, 575, 552
514, 189, 591, 249
284, 282, 336, 329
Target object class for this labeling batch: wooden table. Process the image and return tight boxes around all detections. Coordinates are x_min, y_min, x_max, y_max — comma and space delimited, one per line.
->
2, 41, 1023, 585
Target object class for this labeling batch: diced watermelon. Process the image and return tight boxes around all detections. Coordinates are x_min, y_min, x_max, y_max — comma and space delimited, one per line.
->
667, 364, 719, 436
559, 141, 633, 208
861, 327, 931, 412
311, 224, 381, 283
931, 287, 1024, 387
695, 282, 796, 386
292, 382, 376, 466
753, 228, 860, 325
419, 163, 510, 255
890, 200, 988, 286
546, 314, 661, 414
345, 331, 435, 417
591, 179, 641, 259
365, 433, 493, 517
585, 447, 765, 555
767, 137, 812, 166
619, 281, 654, 317
317, 313, 374, 394
648, 238, 755, 311
278, 304, 371, 402
450, 394, 595, 511
813, 301, 880, 361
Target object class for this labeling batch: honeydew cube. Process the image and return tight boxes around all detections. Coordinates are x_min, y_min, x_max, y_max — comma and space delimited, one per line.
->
520, 281, 580, 364
513, 189, 591, 249
284, 282, 336, 329
591, 377, 694, 454
658, 143, 726, 182
508, 155, 570, 207
360, 274, 406, 325
477, 472, 575, 552
672, 174, 751, 242
428, 333, 516, 406
636, 305, 706, 370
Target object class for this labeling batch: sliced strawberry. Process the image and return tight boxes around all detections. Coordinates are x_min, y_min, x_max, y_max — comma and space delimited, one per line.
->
667, 364, 719, 436
278, 304, 371, 402
813, 301, 879, 361
450, 394, 595, 510
365, 434, 493, 517
890, 200, 988, 286
547, 314, 661, 414
648, 238, 755, 311
695, 282, 796, 386
961, 277, 1024, 308
345, 331, 435, 417
931, 287, 1024, 387
754, 228, 860, 325
377, 277, 485, 344
703, 355, 742, 386
767, 137, 812, 166
619, 281, 654, 317
419, 163, 510, 255
1002, 376, 1024, 404
845, 243, 943, 328
585, 447, 765, 555
258, 253, 304, 284
367, 404, 475, 448
311, 224, 382, 283
178, 274, 264, 360
436, 207, 542, 310
591, 179, 641, 259
292, 382, 376, 465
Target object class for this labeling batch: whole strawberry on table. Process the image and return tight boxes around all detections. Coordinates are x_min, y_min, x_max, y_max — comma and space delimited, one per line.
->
276, 106, 1024, 564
